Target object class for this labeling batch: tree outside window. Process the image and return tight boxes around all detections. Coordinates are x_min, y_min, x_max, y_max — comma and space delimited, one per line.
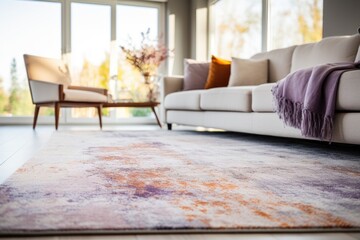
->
210, 0, 323, 57
269, 0, 323, 50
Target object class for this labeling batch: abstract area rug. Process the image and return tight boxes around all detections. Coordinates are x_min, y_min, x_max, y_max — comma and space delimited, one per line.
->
0, 131, 360, 235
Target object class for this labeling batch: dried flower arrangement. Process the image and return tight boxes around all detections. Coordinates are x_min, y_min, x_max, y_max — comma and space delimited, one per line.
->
120, 28, 170, 77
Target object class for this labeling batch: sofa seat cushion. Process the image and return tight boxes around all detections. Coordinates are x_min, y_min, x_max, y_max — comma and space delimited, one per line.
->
337, 70, 360, 111
63, 89, 108, 103
252, 83, 276, 112
164, 90, 204, 110
200, 86, 254, 112
252, 71, 360, 112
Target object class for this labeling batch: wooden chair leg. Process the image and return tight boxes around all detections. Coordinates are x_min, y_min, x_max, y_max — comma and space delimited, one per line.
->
97, 105, 103, 129
54, 103, 60, 130
33, 105, 40, 130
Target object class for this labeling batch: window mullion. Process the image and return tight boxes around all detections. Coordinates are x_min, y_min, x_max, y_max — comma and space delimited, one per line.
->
110, 1, 117, 120
262, 0, 268, 52
63, 0, 71, 124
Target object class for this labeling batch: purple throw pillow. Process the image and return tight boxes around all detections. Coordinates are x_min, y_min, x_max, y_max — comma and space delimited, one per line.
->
183, 59, 210, 91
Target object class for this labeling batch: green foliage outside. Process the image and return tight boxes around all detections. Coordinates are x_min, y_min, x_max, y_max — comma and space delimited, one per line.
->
73, 53, 151, 118
0, 77, 8, 114
216, 0, 322, 58
297, 0, 322, 43
0, 58, 33, 116
130, 108, 152, 117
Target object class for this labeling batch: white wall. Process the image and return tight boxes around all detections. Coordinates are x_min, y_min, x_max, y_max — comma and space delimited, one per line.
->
166, 0, 191, 75
190, 0, 208, 61
323, 0, 360, 37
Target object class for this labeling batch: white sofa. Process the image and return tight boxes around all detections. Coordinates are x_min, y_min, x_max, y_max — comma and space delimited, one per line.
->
162, 34, 360, 145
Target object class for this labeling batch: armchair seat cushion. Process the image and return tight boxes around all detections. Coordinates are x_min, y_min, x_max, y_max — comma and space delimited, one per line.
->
63, 89, 108, 103
201, 86, 254, 112
164, 90, 205, 110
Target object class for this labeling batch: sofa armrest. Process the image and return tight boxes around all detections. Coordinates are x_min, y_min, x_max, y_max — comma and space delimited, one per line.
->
160, 75, 184, 124
68, 85, 108, 96
29, 80, 63, 103
161, 75, 184, 99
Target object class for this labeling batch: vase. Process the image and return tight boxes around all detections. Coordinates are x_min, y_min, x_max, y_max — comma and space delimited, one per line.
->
117, 86, 133, 103
109, 75, 118, 102
142, 73, 160, 102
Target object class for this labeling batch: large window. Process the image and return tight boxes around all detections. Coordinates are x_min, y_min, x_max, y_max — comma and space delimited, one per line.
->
0, 0, 61, 117
268, 0, 323, 50
210, 0, 323, 57
0, 0, 164, 124
210, 0, 262, 59
1, 0, 323, 124
70, 2, 111, 119
116, 4, 159, 118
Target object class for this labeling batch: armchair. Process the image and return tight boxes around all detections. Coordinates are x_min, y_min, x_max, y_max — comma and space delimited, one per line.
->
24, 54, 109, 130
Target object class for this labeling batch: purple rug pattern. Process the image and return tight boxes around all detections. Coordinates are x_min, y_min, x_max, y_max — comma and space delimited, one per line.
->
0, 131, 359, 234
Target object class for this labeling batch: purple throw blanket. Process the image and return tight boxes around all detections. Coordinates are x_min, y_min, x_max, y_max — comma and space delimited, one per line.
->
272, 61, 360, 142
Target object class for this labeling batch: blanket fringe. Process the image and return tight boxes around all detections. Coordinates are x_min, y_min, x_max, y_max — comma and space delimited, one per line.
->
301, 109, 333, 141
273, 88, 334, 142
272, 84, 303, 129
275, 96, 303, 129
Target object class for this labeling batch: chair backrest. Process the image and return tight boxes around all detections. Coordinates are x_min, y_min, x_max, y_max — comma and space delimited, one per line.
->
23, 54, 71, 88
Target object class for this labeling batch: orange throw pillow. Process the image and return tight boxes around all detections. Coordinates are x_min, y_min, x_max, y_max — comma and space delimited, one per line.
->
205, 55, 231, 89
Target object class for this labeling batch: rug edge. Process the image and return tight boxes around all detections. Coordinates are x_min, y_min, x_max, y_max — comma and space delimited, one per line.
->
1, 227, 360, 236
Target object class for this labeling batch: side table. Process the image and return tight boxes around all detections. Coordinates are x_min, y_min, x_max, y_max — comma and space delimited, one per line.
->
102, 102, 162, 128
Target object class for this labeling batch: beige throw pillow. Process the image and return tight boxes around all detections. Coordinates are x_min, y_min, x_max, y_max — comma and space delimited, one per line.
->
228, 57, 268, 86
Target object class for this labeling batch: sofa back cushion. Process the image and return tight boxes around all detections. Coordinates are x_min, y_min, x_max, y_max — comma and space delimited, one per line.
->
251, 46, 296, 83
291, 34, 360, 73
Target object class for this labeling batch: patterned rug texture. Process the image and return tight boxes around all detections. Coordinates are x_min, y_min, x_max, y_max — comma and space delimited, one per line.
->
0, 130, 360, 234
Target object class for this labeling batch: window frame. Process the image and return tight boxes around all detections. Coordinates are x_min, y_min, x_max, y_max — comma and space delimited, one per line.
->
208, 0, 265, 59
0, 0, 166, 125
208, 0, 323, 59
0, 0, 63, 125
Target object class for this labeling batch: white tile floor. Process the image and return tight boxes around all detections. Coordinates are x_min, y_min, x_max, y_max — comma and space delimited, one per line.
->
0, 125, 359, 240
